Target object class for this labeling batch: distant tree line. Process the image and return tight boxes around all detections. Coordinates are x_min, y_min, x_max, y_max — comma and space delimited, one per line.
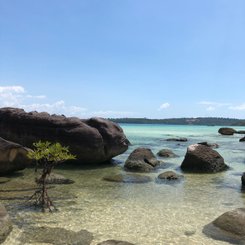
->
109, 117, 245, 126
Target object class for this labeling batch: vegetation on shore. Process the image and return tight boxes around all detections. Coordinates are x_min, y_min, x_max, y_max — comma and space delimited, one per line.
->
109, 117, 245, 126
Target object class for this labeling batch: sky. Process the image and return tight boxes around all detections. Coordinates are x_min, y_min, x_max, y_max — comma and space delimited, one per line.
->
0, 0, 245, 119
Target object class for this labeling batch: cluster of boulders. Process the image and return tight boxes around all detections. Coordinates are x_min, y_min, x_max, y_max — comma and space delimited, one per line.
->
218, 127, 245, 142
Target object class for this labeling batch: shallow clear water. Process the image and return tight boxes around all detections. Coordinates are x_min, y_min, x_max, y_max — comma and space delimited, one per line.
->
1, 124, 245, 245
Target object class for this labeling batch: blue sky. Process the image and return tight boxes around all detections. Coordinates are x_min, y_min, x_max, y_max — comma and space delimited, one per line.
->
0, 0, 245, 119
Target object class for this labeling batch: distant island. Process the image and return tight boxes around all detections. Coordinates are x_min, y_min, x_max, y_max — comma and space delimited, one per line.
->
109, 117, 245, 126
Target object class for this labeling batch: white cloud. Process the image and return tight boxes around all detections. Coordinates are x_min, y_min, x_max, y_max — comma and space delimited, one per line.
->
199, 101, 231, 111
26, 95, 46, 99
0, 85, 25, 106
158, 102, 170, 110
91, 110, 134, 118
0, 85, 25, 93
229, 103, 245, 111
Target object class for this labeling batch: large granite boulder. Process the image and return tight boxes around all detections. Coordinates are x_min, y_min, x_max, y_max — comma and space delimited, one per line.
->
180, 144, 228, 173
218, 127, 237, 135
0, 137, 32, 175
0, 205, 13, 244
203, 208, 245, 244
0, 108, 129, 164
124, 148, 160, 172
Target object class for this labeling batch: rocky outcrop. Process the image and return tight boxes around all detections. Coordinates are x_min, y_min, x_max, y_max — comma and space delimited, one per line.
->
0, 205, 13, 244
239, 137, 245, 142
198, 142, 219, 148
157, 171, 183, 181
35, 173, 74, 185
180, 144, 228, 173
218, 127, 237, 135
0, 107, 129, 164
103, 173, 152, 183
124, 148, 160, 172
242, 173, 245, 186
166, 137, 187, 142
157, 149, 178, 158
203, 208, 245, 244
0, 137, 32, 175
97, 240, 135, 245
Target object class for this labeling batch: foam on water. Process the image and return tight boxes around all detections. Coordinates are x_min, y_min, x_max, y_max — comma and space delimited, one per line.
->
1, 124, 245, 244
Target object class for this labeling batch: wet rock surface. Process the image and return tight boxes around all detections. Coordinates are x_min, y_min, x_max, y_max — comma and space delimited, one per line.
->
103, 173, 152, 183
181, 144, 228, 173
124, 148, 160, 172
218, 127, 237, 135
157, 171, 183, 181
166, 137, 188, 142
157, 149, 178, 158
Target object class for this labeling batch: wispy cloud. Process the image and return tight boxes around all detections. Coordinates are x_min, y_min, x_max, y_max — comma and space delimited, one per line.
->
229, 103, 245, 111
199, 101, 231, 111
158, 102, 170, 111
91, 110, 134, 118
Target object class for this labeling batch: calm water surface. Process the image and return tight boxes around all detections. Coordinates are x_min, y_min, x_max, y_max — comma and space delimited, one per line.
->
1, 124, 245, 245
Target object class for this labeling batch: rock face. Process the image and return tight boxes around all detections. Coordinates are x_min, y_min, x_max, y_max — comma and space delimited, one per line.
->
218, 127, 237, 135
0, 107, 129, 164
103, 173, 152, 183
203, 208, 245, 244
0, 137, 32, 175
239, 137, 245, 142
124, 148, 160, 172
180, 144, 228, 173
157, 149, 178, 158
242, 173, 245, 186
0, 205, 13, 244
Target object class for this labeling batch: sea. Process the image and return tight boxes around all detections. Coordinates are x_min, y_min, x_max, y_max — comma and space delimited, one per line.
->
1, 124, 245, 245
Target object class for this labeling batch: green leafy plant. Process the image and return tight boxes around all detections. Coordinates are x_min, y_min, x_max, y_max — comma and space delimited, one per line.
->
27, 141, 76, 212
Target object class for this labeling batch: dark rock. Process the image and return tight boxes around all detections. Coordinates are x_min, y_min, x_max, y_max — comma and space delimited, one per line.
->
239, 137, 245, 142
242, 173, 245, 186
0, 137, 32, 175
198, 142, 219, 148
20, 226, 93, 245
0, 204, 13, 244
103, 173, 152, 183
203, 208, 245, 244
218, 127, 237, 135
180, 144, 228, 173
97, 240, 135, 245
124, 148, 160, 172
35, 173, 74, 185
166, 137, 187, 142
236, 130, 245, 134
0, 107, 129, 164
157, 171, 183, 181
157, 149, 178, 158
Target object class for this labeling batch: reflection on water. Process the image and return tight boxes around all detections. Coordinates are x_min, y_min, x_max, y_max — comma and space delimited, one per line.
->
1, 124, 245, 244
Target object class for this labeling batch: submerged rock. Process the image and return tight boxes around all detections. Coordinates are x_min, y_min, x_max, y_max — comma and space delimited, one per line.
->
35, 173, 74, 185
0, 137, 32, 175
218, 127, 237, 135
203, 208, 245, 244
166, 137, 187, 142
0, 204, 13, 244
198, 142, 219, 149
20, 226, 93, 245
97, 240, 135, 245
180, 144, 228, 173
242, 173, 245, 186
0, 107, 129, 164
124, 148, 160, 172
157, 171, 183, 181
103, 173, 152, 183
236, 130, 245, 134
157, 149, 178, 158
239, 137, 245, 142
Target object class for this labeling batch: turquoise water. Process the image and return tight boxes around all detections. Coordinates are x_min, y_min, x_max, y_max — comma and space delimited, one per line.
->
1, 124, 245, 245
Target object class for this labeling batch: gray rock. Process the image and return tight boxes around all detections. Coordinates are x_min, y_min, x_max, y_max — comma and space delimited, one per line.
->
157, 149, 178, 158
20, 226, 93, 245
181, 144, 228, 173
198, 142, 219, 149
236, 130, 245, 134
218, 127, 237, 135
103, 173, 152, 183
0, 204, 13, 244
166, 137, 187, 142
203, 208, 245, 244
35, 173, 74, 185
239, 137, 245, 142
0, 137, 32, 175
0, 107, 129, 164
157, 171, 183, 181
97, 240, 135, 245
124, 148, 160, 172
